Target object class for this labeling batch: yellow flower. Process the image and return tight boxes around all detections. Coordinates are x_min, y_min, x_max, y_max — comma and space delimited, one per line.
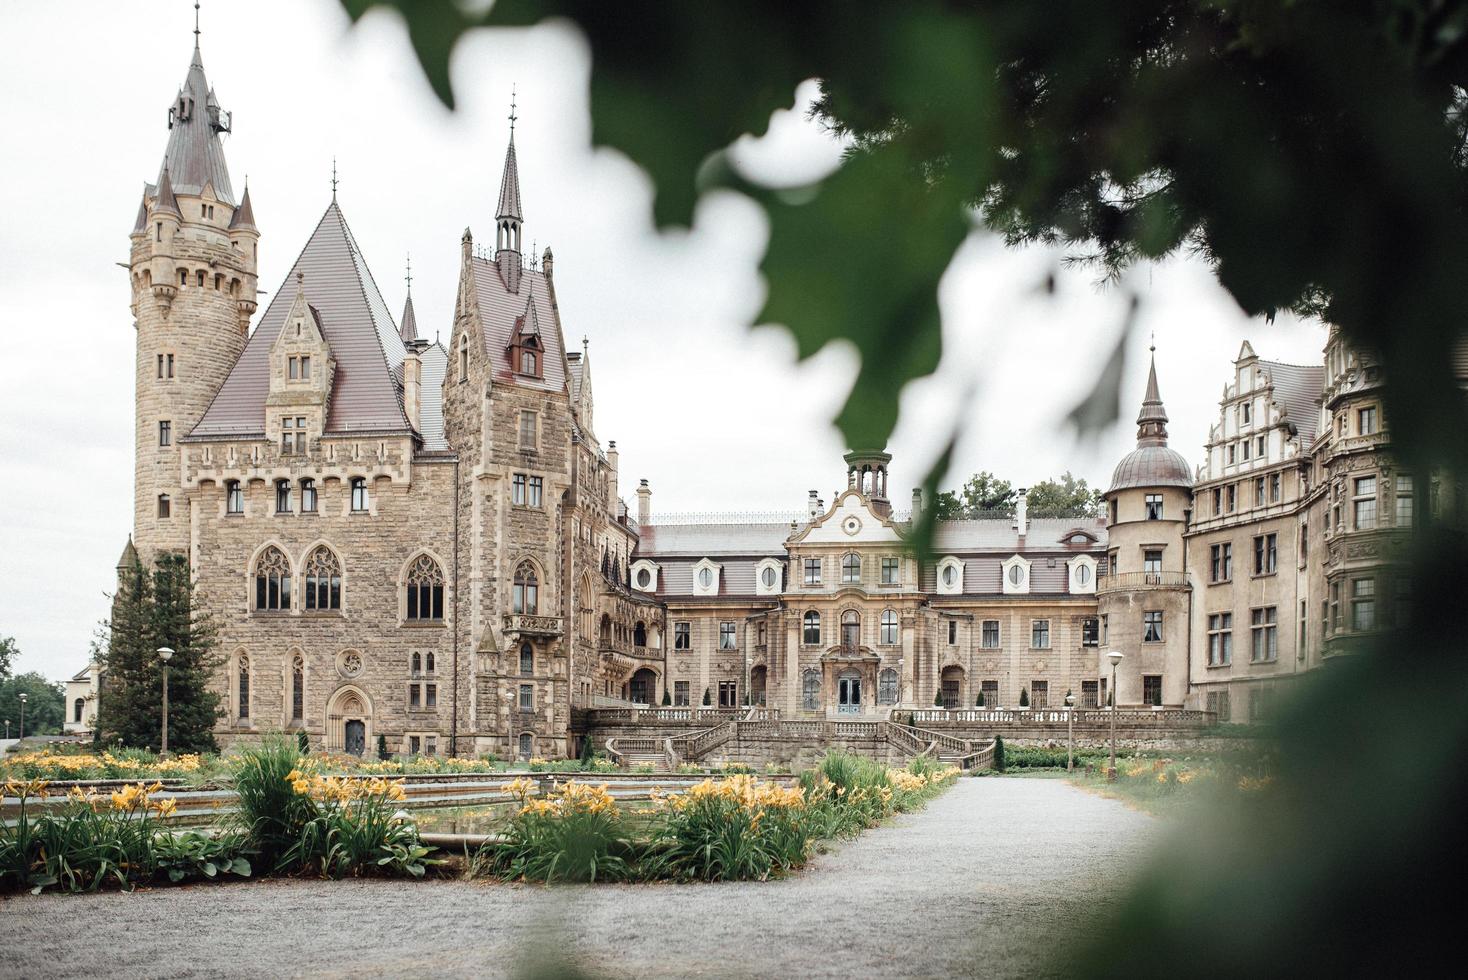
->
5, 777, 50, 800
150, 798, 178, 818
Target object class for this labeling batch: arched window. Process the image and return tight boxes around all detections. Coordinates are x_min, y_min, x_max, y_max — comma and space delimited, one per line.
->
291, 654, 304, 722
880, 609, 898, 645
405, 554, 445, 621
254, 546, 291, 611
303, 547, 342, 611
74, 698, 85, 723
878, 668, 898, 705
425, 652, 435, 673
520, 349, 538, 375
513, 562, 539, 614
237, 654, 251, 720
520, 643, 534, 676
411, 651, 422, 675
802, 668, 821, 711
634, 621, 647, 647
518, 732, 534, 760
842, 553, 862, 584
841, 610, 861, 649
802, 611, 821, 646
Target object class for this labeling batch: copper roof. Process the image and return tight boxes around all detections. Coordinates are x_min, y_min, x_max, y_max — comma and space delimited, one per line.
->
157, 44, 235, 204
1257, 359, 1325, 442
190, 201, 411, 439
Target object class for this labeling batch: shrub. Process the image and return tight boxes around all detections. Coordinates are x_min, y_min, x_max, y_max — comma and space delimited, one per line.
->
648, 775, 811, 881
934, 689, 944, 707
702, 687, 712, 706
297, 729, 310, 755
376, 734, 390, 761
994, 736, 1007, 772
487, 779, 636, 883
976, 690, 986, 707
662, 689, 672, 706
281, 773, 434, 878
1019, 688, 1030, 707
228, 737, 317, 870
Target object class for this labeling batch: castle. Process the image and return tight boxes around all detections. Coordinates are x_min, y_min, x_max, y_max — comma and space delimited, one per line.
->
116, 34, 1444, 758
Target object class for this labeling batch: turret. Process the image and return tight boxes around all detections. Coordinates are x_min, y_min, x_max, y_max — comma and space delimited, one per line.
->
843, 449, 892, 517
494, 97, 524, 292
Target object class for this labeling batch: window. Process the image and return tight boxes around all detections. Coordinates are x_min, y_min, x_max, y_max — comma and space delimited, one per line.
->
74, 697, 85, 723
981, 679, 999, 707
1142, 674, 1162, 706
408, 735, 421, 756
1006, 564, 1025, 588
698, 567, 715, 589
1299, 599, 1308, 654
1210, 543, 1233, 582
638, 567, 656, 589
1351, 578, 1376, 631
520, 349, 538, 375
300, 478, 317, 513
719, 622, 736, 650
947, 619, 957, 645
1251, 607, 1278, 662
802, 669, 821, 710
237, 655, 250, 719
1227, 444, 1236, 464
350, 477, 368, 512
528, 476, 543, 507
518, 732, 533, 758
303, 547, 342, 611
280, 416, 307, 455
158, 420, 171, 446
1249, 687, 1277, 722
291, 655, 304, 722
803, 558, 822, 585
1211, 487, 1222, 515
1358, 406, 1377, 435
881, 557, 899, 585
1142, 610, 1164, 642
674, 622, 690, 650
1081, 680, 1099, 709
157, 494, 171, 519
841, 553, 861, 583
1241, 440, 1251, 461
1081, 618, 1099, 646
1073, 563, 1092, 587
718, 681, 738, 708
457, 336, 468, 383
411, 651, 422, 676
1254, 477, 1265, 507
275, 479, 291, 513
405, 554, 444, 621
425, 652, 435, 673
1269, 472, 1281, 503
1330, 581, 1342, 631
512, 473, 527, 506
1031, 620, 1050, 649
1395, 474, 1414, 526
1206, 690, 1231, 722
881, 610, 898, 645
520, 643, 534, 675
878, 668, 898, 705
1353, 476, 1377, 529
1031, 681, 1049, 709
840, 610, 860, 648
518, 410, 537, 448
1143, 549, 1163, 580
1256, 435, 1265, 457
1144, 494, 1163, 520
1299, 521, 1308, 563
196, 269, 206, 287
981, 620, 1000, 648
1110, 498, 1119, 524
519, 684, 534, 712
634, 622, 647, 647
1207, 613, 1233, 666
512, 563, 539, 615
760, 565, 779, 590
254, 546, 291, 611
226, 482, 244, 513
943, 562, 962, 589
803, 611, 821, 646
157, 353, 174, 379
1253, 533, 1277, 576
673, 681, 690, 706
1226, 484, 1237, 512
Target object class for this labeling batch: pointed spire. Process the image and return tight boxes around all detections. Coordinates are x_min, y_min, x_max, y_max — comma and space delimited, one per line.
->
117, 536, 139, 571
496, 92, 523, 223
154, 167, 181, 216
228, 180, 256, 230
132, 187, 150, 234
1135, 343, 1170, 447
158, 11, 234, 203
331, 157, 339, 202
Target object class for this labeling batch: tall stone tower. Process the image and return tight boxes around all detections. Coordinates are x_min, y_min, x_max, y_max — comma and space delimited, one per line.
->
128, 33, 257, 562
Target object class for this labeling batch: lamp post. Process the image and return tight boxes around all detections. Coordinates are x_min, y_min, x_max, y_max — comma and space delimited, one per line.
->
1065, 691, 1076, 772
3, 719, 9, 740
157, 647, 174, 758
1106, 650, 1123, 781
18, 693, 27, 741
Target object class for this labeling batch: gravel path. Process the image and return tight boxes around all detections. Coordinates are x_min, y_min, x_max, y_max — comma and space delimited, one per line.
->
0, 778, 1156, 979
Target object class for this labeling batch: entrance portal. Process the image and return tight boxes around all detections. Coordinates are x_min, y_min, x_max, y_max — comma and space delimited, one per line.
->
629, 668, 657, 706
344, 719, 366, 757
838, 669, 862, 714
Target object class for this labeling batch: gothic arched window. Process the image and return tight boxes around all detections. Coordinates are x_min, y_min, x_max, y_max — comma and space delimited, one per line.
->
803, 611, 821, 646
254, 546, 291, 612
303, 547, 342, 611
520, 349, 538, 375
237, 654, 251, 720
411, 651, 422, 675
405, 554, 445, 621
513, 562, 539, 615
291, 654, 304, 722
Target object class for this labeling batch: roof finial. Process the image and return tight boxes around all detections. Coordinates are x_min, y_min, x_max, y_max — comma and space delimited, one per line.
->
405, 252, 412, 295
508, 84, 518, 139
1149, 329, 1156, 354
194, 1, 201, 44
331, 157, 338, 201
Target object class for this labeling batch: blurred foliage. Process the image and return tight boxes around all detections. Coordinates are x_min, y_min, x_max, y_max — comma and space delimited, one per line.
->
934, 470, 1102, 518
0, 672, 64, 738
343, 0, 1468, 972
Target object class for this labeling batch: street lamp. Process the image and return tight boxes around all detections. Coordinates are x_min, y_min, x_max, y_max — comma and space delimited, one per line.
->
3, 719, 9, 740
1106, 650, 1123, 781
157, 647, 175, 758
18, 693, 28, 741
1064, 691, 1076, 772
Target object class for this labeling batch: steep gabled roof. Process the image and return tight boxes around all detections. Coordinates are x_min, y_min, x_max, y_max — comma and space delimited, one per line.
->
157, 44, 234, 203
471, 260, 567, 394
1258, 359, 1326, 443
190, 201, 411, 439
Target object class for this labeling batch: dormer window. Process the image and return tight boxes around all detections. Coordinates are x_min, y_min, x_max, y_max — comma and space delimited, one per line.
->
520, 349, 538, 375
288, 356, 311, 380
509, 302, 545, 379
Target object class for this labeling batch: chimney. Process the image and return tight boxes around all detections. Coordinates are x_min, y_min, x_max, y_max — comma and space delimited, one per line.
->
808, 490, 821, 517
606, 440, 619, 509
911, 487, 923, 521
403, 349, 422, 432
1014, 487, 1029, 537
636, 479, 651, 525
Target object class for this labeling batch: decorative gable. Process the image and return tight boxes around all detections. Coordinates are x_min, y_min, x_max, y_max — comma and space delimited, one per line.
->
265, 274, 334, 453
792, 489, 903, 546
692, 558, 721, 597
1001, 554, 1031, 595
508, 294, 544, 379
1068, 554, 1097, 594
630, 559, 659, 594
936, 556, 964, 595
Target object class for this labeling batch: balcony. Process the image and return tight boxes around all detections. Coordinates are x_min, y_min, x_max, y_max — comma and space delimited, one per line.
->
501, 614, 563, 637
1096, 570, 1188, 594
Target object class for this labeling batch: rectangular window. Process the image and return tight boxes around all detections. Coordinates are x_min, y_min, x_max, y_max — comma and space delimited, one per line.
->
157, 494, 170, 519
1251, 606, 1278, 662
409, 684, 421, 709
1226, 485, 1237, 512
1353, 476, 1377, 529
512, 474, 526, 506
1142, 675, 1163, 707
519, 411, 537, 449
424, 684, 437, 708
300, 479, 317, 513
1299, 599, 1308, 654
880, 557, 899, 585
1144, 494, 1163, 520
1253, 533, 1277, 576
673, 681, 690, 706
803, 558, 821, 585
300, 355, 310, 379
1330, 581, 1341, 631
1143, 549, 1163, 579
1358, 406, 1377, 435
226, 481, 243, 514
1241, 440, 1251, 461
1395, 474, 1414, 526
528, 476, 543, 508
981, 620, 1000, 648
1351, 578, 1376, 631
674, 622, 690, 650
275, 481, 291, 514
289, 356, 299, 380
1240, 401, 1252, 424
1210, 543, 1233, 582
156, 353, 175, 379
1269, 472, 1281, 503
1207, 613, 1233, 666
280, 416, 307, 455
1206, 690, 1232, 722
718, 681, 738, 708
158, 420, 171, 446
719, 622, 736, 650
947, 619, 957, 645
1031, 681, 1048, 709
1142, 610, 1164, 642
1212, 487, 1222, 515
408, 735, 421, 755
1081, 680, 1099, 709
350, 478, 368, 512
981, 679, 999, 707
519, 684, 533, 712
1254, 477, 1265, 507
1030, 620, 1050, 649
1081, 618, 1099, 646
1228, 444, 1236, 465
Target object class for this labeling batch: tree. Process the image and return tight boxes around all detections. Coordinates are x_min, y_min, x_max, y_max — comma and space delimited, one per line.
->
98, 553, 221, 753
935, 472, 1016, 519
702, 687, 712, 706
0, 634, 16, 679
1025, 472, 1104, 518
0, 672, 64, 737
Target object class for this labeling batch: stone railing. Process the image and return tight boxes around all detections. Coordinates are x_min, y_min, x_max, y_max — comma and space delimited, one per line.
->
1095, 571, 1188, 594
886, 723, 929, 757
603, 735, 661, 765
907, 708, 1215, 728
958, 740, 996, 771
502, 614, 564, 637
901, 725, 972, 755
668, 723, 734, 764
589, 706, 740, 725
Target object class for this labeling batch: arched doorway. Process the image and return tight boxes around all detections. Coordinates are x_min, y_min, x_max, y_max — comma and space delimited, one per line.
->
750, 666, 767, 706
837, 668, 862, 714
629, 668, 657, 705
344, 720, 366, 757
940, 665, 964, 709
327, 686, 372, 756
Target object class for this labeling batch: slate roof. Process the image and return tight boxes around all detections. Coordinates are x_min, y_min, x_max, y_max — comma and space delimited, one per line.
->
496, 138, 522, 220
472, 260, 567, 394
932, 517, 1108, 551
229, 184, 257, 231
157, 44, 235, 203
1258, 359, 1325, 443
418, 341, 449, 451
190, 201, 412, 439
637, 522, 795, 557
400, 293, 419, 343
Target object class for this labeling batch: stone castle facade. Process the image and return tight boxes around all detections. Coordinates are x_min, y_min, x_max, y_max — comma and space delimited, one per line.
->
118, 38, 1460, 757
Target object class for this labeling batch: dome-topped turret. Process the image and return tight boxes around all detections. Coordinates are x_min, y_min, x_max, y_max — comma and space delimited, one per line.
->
1108, 347, 1192, 493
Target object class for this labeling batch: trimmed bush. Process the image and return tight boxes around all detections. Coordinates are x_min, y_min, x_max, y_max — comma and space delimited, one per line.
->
994, 736, 1007, 772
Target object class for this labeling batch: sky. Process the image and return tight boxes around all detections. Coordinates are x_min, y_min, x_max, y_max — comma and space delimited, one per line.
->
0, 1, 1326, 682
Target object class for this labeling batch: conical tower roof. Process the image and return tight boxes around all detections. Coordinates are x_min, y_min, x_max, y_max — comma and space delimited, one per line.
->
400, 293, 419, 343
496, 137, 522, 222
156, 41, 235, 203
228, 183, 256, 230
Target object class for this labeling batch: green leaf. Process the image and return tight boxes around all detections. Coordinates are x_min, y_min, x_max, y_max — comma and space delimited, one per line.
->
202, 861, 217, 878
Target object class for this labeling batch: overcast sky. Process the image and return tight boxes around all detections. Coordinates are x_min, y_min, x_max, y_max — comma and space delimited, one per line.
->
0, 1, 1325, 682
